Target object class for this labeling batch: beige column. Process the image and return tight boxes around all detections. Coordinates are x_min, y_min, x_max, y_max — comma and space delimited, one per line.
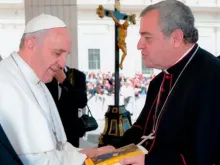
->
24, 0, 79, 68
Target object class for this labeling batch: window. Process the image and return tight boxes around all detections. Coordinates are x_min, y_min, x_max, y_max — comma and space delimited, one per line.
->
88, 49, 100, 70
142, 59, 153, 74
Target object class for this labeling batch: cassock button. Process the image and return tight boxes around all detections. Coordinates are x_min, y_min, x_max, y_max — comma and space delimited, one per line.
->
165, 75, 170, 79
161, 87, 165, 92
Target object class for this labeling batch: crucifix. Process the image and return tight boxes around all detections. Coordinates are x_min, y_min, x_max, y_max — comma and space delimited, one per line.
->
96, 0, 136, 106
96, 0, 136, 147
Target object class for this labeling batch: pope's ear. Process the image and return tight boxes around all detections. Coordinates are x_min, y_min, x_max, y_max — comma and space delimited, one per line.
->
25, 37, 37, 51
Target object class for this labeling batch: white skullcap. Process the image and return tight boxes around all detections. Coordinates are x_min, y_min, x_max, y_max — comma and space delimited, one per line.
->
24, 13, 67, 33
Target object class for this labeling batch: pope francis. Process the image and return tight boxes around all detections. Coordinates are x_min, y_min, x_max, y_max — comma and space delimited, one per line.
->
0, 14, 114, 165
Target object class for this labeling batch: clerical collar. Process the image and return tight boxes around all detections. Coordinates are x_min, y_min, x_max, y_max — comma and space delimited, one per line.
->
11, 52, 40, 85
164, 43, 198, 75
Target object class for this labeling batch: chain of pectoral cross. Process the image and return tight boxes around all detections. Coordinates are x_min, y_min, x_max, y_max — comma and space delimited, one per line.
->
138, 45, 199, 146
39, 83, 63, 151
11, 54, 62, 150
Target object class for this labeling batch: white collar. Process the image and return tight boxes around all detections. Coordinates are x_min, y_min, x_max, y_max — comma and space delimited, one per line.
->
11, 52, 40, 85
164, 44, 195, 74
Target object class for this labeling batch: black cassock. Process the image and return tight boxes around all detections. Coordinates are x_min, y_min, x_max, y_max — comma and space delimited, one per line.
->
114, 44, 220, 165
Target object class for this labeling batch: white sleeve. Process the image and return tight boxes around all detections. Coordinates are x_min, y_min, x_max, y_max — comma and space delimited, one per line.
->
19, 143, 87, 165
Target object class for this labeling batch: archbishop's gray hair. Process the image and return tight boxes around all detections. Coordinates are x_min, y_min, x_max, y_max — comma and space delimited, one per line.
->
140, 0, 198, 43
19, 29, 48, 49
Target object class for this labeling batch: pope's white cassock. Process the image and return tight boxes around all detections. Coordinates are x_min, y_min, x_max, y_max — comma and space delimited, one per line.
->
0, 52, 87, 165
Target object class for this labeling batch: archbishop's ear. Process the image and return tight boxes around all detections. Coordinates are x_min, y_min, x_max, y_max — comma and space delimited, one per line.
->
170, 29, 184, 48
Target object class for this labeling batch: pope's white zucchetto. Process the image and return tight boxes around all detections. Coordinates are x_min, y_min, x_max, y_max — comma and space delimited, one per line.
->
24, 13, 67, 33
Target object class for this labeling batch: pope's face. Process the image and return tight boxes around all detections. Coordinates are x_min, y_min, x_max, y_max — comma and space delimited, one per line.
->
33, 28, 71, 83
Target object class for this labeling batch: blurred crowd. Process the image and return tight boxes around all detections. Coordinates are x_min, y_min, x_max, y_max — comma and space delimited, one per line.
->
85, 71, 156, 100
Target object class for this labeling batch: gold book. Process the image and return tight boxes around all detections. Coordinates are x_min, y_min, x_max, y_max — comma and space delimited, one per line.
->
85, 144, 148, 165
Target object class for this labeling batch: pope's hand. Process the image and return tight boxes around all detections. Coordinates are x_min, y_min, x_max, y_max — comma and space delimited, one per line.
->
79, 145, 115, 158
96, 145, 116, 156
54, 69, 66, 84
120, 154, 145, 165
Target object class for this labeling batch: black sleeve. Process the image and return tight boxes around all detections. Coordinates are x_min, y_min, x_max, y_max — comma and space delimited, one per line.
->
182, 69, 220, 165
112, 77, 162, 148
184, 80, 220, 165
113, 84, 155, 148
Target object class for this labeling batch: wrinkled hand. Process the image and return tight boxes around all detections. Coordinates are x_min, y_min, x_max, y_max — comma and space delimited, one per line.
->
54, 69, 66, 84
79, 145, 115, 158
96, 145, 116, 156
120, 154, 145, 165
79, 148, 97, 158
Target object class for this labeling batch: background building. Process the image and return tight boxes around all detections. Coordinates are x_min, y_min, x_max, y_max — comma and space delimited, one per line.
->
0, 0, 220, 76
